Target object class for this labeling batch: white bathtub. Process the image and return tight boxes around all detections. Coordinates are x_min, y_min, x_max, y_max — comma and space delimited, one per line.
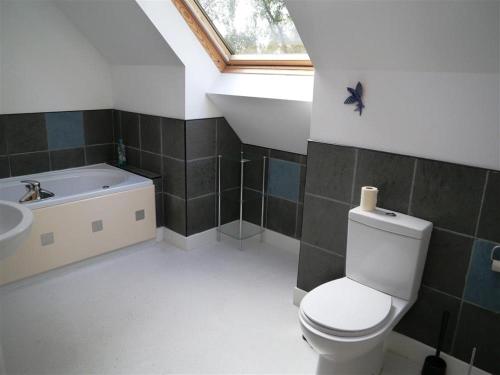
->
0, 164, 152, 209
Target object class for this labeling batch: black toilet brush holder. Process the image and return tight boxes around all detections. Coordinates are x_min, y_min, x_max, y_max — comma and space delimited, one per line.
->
421, 311, 450, 375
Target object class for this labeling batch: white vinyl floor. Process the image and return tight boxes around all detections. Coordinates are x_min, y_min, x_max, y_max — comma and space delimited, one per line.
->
0, 236, 420, 374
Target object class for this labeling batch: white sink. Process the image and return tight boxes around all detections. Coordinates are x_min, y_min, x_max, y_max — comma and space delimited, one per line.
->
0, 200, 33, 260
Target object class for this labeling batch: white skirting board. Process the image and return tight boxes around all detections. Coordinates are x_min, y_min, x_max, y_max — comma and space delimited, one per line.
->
293, 287, 490, 375
161, 222, 300, 253
161, 227, 218, 251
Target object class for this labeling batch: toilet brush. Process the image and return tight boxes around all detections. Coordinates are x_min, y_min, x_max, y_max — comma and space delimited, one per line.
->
421, 311, 450, 375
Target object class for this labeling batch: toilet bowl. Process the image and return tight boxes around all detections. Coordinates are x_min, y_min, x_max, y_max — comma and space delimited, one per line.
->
298, 207, 433, 375
299, 277, 412, 374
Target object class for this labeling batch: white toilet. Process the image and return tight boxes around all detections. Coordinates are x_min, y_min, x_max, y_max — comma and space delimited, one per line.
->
299, 207, 432, 375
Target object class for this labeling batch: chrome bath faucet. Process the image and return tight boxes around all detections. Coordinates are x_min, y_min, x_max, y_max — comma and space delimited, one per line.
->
19, 180, 54, 203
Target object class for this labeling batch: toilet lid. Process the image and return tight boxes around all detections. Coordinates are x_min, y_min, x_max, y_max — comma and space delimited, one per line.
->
300, 277, 392, 336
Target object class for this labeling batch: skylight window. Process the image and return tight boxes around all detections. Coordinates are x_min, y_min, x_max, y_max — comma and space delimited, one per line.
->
173, 0, 312, 72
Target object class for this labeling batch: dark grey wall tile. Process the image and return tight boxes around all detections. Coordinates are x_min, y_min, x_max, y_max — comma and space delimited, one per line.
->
153, 177, 163, 194
270, 148, 306, 164
186, 158, 216, 198
296, 203, 303, 239
155, 194, 164, 227
162, 118, 185, 159
302, 194, 350, 255
0, 117, 6, 155
126, 147, 140, 168
185, 119, 216, 160
140, 114, 161, 154
112, 110, 121, 142
477, 171, 500, 243
353, 150, 414, 212
305, 142, 355, 202
0, 156, 10, 178
411, 160, 485, 234
121, 111, 140, 148
4, 113, 47, 153
10, 152, 50, 176
221, 157, 241, 190
297, 243, 345, 292
164, 194, 186, 235
244, 158, 268, 192
422, 229, 473, 298
50, 148, 85, 171
217, 118, 241, 158
83, 110, 113, 145
187, 194, 216, 235
395, 286, 460, 354
242, 145, 268, 191
220, 188, 241, 225
163, 157, 186, 198
242, 144, 269, 159
140, 151, 162, 174
452, 303, 500, 374
266, 196, 297, 237
85, 144, 114, 164
299, 165, 306, 203
243, 188, 265, 226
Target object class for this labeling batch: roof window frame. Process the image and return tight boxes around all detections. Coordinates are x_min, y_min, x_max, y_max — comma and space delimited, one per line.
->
172, 0, 314, 74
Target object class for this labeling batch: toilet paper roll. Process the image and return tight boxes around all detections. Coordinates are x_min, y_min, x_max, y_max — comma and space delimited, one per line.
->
492, 260, 500, 273
491, 246, 500, 272
360, 186, 378, 211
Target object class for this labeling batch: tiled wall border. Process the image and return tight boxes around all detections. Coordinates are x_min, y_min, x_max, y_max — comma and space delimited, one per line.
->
298, 140, 500, 373
0, 110, 116, 178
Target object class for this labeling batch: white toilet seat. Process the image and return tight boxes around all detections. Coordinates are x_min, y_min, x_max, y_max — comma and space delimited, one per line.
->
300, 277, 393, 337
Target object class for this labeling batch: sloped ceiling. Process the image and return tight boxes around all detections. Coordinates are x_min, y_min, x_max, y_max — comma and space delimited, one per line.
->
209, 94, 311, 155
55, 0, 181, 66
208, 73, 313, 154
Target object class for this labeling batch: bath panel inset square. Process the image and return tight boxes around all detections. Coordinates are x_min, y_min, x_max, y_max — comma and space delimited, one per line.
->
92, 220, 103, 233
135, 209, 145, 221
40, 232, 54, 246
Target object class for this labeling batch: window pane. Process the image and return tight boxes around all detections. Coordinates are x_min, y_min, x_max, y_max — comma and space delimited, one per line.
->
196, 0, 308, 56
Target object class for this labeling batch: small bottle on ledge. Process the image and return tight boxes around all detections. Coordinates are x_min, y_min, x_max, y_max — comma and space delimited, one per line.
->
117, 138, 127, 167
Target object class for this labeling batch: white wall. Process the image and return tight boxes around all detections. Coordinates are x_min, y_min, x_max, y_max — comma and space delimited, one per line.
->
137, 0, 221, 120
111, 65, 184, 119
0, 0, 113, 114
287, 0, 500, 170
56, 0, 185, 119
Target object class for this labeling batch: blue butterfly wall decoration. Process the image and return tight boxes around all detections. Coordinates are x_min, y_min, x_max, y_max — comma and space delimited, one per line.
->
344, 82, 365, 116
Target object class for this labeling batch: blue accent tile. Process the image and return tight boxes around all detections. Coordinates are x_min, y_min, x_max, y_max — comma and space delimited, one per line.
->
464, 239, 500, 313
45, 112, 84, 150
267, 158, 300, 201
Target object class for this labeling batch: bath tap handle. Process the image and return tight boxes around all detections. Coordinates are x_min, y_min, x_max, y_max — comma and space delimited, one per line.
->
21, 180, 40, 188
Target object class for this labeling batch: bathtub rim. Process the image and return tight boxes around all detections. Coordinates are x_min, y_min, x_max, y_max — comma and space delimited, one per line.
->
0, 164, 153, 210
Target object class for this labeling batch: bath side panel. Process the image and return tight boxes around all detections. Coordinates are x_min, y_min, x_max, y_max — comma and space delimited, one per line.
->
0, 185, 156, 286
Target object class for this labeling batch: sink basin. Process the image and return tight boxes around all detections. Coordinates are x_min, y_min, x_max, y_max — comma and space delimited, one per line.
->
0, 200, 33, 260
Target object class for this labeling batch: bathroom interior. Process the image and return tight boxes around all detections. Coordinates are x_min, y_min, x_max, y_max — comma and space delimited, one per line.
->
0, 0, 499, 374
